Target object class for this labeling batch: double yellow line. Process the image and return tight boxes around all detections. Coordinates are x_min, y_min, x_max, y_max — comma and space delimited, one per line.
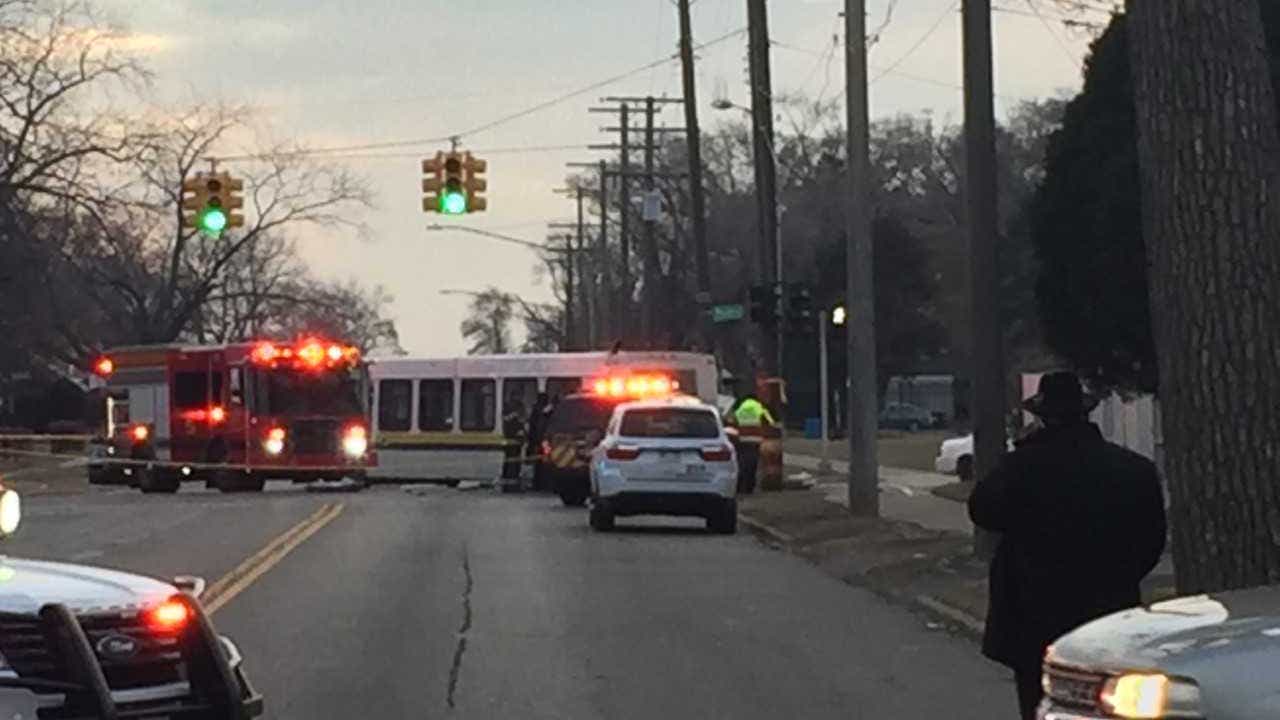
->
202, 502, 345, 614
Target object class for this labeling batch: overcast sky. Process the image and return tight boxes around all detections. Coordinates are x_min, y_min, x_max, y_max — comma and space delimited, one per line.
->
99, 0, 1104, 356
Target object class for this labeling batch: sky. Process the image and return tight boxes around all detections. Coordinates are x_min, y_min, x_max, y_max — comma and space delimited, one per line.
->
97, 0, 1108, 357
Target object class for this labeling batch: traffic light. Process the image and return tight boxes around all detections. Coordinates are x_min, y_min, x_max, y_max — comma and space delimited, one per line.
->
831, 305, 847, 326
421, 152, 443, 213
181, 172, 243, 237
748, 284, 778, 325
463, 152, 487, 212
785, 283, 815, 332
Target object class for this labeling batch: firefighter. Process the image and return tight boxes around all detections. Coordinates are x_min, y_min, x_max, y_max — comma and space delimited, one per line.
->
727, 392, 775, 494
500, 399, 526, 490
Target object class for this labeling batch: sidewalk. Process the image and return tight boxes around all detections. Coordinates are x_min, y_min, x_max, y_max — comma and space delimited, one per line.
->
785, 451, 972, 534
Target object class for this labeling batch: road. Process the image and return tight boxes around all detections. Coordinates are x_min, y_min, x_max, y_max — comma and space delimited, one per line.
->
6, 481, 1016, 719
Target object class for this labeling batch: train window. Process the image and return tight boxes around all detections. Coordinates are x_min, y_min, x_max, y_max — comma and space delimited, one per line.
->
418, 379, 454, 432
378, 379, 412, 432
460, 379, 496, 432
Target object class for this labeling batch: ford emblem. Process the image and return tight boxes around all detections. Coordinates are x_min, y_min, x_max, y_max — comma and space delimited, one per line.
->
95, 633, 139, 660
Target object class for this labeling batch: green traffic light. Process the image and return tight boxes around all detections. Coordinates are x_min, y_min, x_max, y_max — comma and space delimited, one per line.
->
198, 206, 228, 235
440, 190, 468, 215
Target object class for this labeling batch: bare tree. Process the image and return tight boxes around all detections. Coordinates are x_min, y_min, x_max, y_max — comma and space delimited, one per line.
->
1129, 0, 1280, 591
460, 288, 515, 355
62, 104, 374, 344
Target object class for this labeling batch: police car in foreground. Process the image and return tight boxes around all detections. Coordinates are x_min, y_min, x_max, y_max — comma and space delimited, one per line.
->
0, 483, 263, 719
1039, 583, 1280, 719
589, 396, 738, 534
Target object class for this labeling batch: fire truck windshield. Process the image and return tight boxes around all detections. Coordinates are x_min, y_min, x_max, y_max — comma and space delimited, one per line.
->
253, 366, 364, 417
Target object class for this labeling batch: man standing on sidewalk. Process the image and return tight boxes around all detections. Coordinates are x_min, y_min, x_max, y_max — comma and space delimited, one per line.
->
968, 371, 1166, 720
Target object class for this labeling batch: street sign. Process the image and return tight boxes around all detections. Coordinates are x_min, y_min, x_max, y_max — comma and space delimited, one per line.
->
711, 303, 745, 323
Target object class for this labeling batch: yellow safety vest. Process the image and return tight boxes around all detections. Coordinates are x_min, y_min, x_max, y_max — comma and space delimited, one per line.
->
733, 399, 775, 427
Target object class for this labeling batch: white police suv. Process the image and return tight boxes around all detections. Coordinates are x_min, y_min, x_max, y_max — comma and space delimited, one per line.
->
588, 396, 738, 534
0, 483, 262, 720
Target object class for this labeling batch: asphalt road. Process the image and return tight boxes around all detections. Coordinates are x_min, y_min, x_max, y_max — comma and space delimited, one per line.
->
7, 482, 1017, 719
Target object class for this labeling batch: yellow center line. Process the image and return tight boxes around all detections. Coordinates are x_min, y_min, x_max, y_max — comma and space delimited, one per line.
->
202, 502, 346, 615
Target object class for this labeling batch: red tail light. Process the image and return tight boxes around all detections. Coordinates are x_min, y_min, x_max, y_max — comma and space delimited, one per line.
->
700, 444, 733, 462
146, 597, 190, 632
606, 445, 641, 461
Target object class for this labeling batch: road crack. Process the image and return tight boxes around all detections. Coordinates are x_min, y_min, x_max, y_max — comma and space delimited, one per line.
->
446, 546, 473, 710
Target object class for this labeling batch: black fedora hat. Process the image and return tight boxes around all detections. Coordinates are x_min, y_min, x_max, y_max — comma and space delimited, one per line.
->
1022, 371, 1100, 418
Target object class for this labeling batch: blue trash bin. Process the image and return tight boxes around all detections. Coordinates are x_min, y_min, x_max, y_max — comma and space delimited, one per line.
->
803, 417, 822, 439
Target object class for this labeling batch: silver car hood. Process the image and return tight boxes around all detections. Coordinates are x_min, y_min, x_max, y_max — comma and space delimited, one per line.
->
1050, 584, 1280, 718
0, 555, 174, 616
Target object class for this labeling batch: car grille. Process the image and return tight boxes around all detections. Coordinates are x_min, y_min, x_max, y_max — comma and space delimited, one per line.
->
292, 419, 340, 455
0, 610, 184, 690
1043, 663, 1107, 712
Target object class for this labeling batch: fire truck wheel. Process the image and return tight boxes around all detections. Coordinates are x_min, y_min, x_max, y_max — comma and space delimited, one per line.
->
137, 465, 178, 494
211, 469, 261, 493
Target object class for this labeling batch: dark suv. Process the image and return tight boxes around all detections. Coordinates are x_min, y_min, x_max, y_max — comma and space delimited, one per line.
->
538, 393, 623, 506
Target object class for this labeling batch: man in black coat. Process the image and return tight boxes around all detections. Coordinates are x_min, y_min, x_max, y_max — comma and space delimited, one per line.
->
968, 371, 1166, 720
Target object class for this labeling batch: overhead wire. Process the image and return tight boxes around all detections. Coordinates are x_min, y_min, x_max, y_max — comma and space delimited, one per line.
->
869, 0, 960, 83
218, 27, 747, 162
1019, 0, 1081, 64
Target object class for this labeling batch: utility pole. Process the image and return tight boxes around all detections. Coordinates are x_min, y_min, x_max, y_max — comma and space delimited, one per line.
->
962, 0, 1004, 553
562, 234, 576, 350
597, 161, 611, 343
747, 0, 780, 376
642, 96, 661, 348
576, 186, 596, 348
619, 103, 632, 330
844, 0, 879, 516
677, 0, 712, 307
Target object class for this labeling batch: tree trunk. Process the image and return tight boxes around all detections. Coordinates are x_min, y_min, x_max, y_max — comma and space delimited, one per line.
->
1128, 0, 1280, 592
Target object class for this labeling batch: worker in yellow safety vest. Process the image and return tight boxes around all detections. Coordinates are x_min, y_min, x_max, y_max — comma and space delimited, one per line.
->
727, 393, 774, 494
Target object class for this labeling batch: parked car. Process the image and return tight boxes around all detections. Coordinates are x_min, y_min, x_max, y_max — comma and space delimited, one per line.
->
1039, 584, 1280, 719
878, 402, 940, 431
935, 434, 974, 478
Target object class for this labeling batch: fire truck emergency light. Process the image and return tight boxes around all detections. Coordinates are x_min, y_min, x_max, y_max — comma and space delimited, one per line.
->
251, 340, 359, 369
93, 357, 114, 376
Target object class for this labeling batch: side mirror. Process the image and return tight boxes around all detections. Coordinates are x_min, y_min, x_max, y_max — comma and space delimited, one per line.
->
172, 575, 207, 599
0, 488, 21, 538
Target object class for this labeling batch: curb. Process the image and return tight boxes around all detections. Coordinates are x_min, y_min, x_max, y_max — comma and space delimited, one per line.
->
739, 509, 986, 640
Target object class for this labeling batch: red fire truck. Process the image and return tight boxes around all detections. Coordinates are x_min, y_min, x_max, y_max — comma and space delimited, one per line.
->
88, 338, 373, 493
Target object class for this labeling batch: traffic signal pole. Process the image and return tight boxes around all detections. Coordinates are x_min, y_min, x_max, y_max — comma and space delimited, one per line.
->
844, 0, 880, 517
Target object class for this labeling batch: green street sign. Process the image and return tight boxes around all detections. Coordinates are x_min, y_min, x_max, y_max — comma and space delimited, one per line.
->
711, 303, 746, 323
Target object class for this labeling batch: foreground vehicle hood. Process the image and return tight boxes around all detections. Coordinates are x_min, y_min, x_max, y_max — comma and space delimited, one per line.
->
0, 555, 174, 615
1050, 584, 1280, 718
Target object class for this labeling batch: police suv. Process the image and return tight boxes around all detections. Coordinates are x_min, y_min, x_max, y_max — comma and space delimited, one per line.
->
0, 484, 263, 719
589, 396, 738, 534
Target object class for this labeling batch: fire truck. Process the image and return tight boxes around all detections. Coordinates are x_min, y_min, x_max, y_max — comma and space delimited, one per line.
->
88, 338, 373, 493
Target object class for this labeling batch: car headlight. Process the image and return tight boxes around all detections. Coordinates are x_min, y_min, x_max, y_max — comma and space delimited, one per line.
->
1100, 673, 1202, 719
342, 426, 368, 457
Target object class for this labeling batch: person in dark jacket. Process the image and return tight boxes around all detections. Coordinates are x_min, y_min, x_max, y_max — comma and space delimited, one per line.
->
524, 392, 551, 484
500, 399, 526, 485
968, 371, 1166, 720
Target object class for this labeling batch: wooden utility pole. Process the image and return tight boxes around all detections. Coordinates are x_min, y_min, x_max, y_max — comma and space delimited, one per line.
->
747, 0, 780, 375
962, 0, 1004, 549
598, 160, 611, 343
562, 234, 576, 350
1129, 0, 1280, 592
844, 0, 879, 516
642, 96, 661, 347
677, 0, 712, 305
575, 186, 596, 348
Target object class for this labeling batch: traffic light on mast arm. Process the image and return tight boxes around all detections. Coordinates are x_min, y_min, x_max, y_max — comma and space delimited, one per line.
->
421, 152, 443, 213
421, 151, 488, 214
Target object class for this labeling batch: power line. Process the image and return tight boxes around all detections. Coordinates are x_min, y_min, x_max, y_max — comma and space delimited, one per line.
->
870, 0, 960, 83
1019, 0, 1081, 63
218, 28, 747, 163
284, 144, 595, 163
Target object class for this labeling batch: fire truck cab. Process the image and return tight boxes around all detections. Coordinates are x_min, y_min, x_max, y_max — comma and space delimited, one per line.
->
88, 338, 373, 493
